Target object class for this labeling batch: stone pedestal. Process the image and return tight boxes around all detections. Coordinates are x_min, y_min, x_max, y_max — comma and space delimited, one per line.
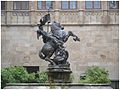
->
47, 64, 72, 83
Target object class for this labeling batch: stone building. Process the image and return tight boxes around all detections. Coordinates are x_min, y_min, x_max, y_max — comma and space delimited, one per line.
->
1, 1, 119, 87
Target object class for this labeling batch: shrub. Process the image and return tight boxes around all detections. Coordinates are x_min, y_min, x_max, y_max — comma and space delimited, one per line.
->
36, 71, 48, 83
79, 66, 111, 84
27, 73, 36, 83
1, 66, 48, 89
1, 66, 29, 88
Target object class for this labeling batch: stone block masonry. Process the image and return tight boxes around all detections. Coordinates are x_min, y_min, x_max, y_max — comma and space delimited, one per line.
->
1, 25, 119, 82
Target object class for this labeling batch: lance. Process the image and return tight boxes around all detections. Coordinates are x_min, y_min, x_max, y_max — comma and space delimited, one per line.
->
47, 8, 51, 32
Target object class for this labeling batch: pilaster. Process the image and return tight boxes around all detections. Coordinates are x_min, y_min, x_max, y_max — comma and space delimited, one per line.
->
54, 1, 61, 22
30, 1, 37, 26
6, 1, 12, 25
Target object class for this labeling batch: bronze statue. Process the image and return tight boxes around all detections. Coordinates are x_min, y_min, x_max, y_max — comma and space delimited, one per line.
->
37, 14, 80, 66
36, 14, 80, 83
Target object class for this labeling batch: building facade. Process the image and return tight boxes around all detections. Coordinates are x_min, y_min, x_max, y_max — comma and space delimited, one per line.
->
1, 1, 119, 84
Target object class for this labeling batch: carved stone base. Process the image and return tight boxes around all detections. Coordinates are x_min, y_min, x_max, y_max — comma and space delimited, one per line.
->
47, 65, 72, 83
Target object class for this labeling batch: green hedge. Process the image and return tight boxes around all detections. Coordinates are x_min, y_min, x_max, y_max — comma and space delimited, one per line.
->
2, 66, 111, 88
1, 66, 48, 89
79, 66, 111, 84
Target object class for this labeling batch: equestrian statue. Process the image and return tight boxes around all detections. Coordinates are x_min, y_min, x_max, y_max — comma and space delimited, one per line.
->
37, 14, 80, 66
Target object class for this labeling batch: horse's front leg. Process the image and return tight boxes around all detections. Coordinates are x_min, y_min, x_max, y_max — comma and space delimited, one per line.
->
63, 34, 70, 42
68, 31, 80, 42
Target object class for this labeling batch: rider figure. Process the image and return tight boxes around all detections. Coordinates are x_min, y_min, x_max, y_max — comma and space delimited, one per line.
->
51, 21, 67, 43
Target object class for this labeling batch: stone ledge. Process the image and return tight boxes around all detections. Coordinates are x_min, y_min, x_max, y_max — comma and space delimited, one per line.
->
6, 83, 111, 86
1, 24, 119, 26
4, 83, 112, 89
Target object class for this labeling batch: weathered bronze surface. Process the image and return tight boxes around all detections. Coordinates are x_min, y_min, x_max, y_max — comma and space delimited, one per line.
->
37, 14, 80, 83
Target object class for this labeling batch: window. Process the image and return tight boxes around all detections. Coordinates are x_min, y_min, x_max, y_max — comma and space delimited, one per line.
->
23, 66, 39, 73
109, 1, 119, 9
46, 1, 53, 9
70, 1, 77, 9
37, 1, 53, 10
61, 1, 77, 9
1, 1, 6, 10
38, 1, 42, 9
61, 1, 69, 9
85, 1, 101, 9
13, 1, 29, 10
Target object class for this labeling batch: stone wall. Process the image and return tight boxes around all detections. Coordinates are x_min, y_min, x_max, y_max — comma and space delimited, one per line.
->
1, 24, 119, 82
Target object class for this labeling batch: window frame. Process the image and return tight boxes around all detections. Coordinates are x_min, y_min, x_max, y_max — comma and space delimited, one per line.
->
37, 1, 53, 10
85, 1, 101, 9
13, 1, 29, 10
61, 1, 77, 10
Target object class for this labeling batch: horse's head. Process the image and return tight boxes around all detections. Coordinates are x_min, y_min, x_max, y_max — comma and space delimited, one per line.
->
39, 14, 51, 26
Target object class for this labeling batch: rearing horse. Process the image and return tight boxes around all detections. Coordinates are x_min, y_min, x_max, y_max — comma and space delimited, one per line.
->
37, 15, 80, 65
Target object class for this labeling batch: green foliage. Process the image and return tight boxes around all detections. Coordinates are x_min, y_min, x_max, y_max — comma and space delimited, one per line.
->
27, 73, 36, 83
1, 66, 48, 89
79, 66, 111, 84
2, 66, 29, 83
36, 71, 48, 83
1, 66, 29, 88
